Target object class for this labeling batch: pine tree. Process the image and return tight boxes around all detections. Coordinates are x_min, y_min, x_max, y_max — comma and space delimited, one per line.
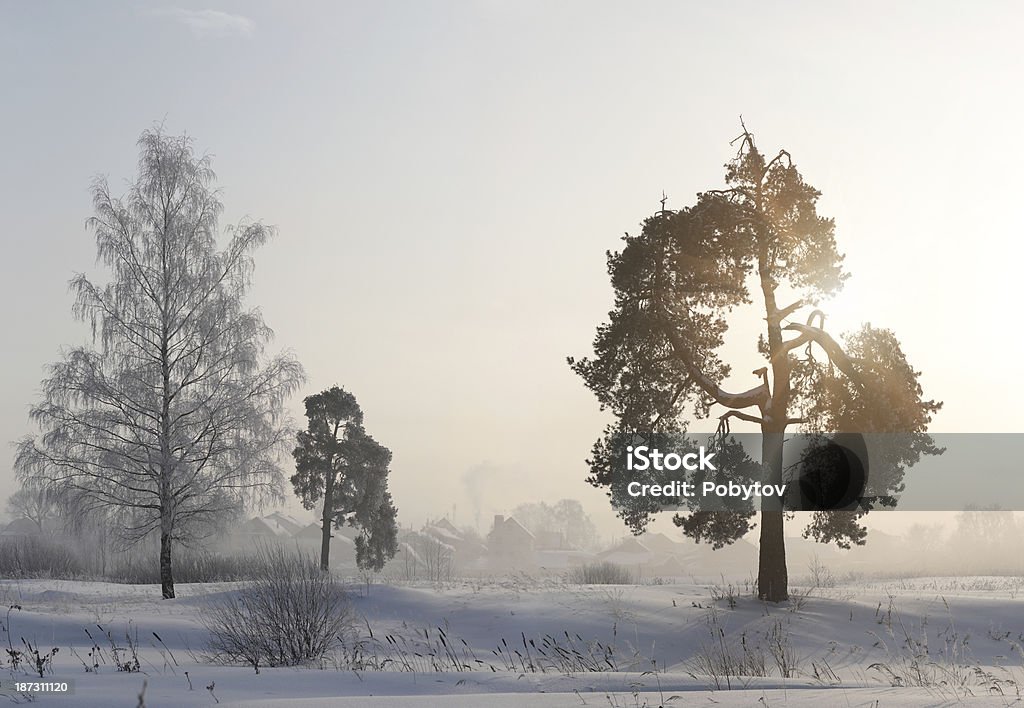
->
291, 386, 399, 571
569, 126, 941, 601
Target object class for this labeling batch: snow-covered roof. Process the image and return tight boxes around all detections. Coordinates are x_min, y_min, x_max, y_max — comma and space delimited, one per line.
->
424, 523, 462, 544
295, 522, 324, 540
603, 537, 651, 555
262, 511, 304, 536
0, 517, 41, 536
639, 532, 686, 555
295, 522, 355, 547
495, 516, 534, 540
393, 541, 424, 566
237, 517, 282, 537
597, 538, 656, 564
432, 518, 460, 535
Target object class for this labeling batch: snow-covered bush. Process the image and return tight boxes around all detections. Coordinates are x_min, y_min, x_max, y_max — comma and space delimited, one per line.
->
568, 561, 633, 585
201, 546, 355, 671
0, 536, 83, 578
108, 549, 270, 584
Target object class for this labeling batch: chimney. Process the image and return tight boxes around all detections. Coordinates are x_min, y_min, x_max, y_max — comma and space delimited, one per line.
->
493, 514, 504, 529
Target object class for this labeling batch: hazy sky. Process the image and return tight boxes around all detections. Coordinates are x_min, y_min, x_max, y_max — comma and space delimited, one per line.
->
2, 2, 1022, 538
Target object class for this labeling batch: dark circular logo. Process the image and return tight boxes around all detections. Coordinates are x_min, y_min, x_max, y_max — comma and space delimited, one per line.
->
786, 433, 868, 511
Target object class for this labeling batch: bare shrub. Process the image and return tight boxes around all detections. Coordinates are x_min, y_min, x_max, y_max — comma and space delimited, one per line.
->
0, 536, 83, 578
687, 609, 801, 689
0, 534, 279, 583
569, 561, 633, 585
789, 584, 813, 612
806, 554, 835, 589
865, 599, 993, 697
342, 621, 633, 674
764, 618, 799, 678
202, 546, 355, 671
108, 549, 270, 584
687, 607, 762, 689
709, 581, 740, 609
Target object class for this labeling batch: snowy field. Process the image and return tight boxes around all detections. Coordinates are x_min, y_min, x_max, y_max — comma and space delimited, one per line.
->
3, 575, 1024, 707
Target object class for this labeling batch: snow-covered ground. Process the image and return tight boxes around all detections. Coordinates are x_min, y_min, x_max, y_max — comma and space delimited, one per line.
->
3, 575, 1024, 706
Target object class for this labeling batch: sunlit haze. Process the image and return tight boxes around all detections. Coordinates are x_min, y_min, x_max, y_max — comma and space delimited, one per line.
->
3, 2, 1022, 541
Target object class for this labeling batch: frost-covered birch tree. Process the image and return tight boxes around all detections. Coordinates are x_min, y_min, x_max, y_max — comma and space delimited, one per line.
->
16, 128, 304, 599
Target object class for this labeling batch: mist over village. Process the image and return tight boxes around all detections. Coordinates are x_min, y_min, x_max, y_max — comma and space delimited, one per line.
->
2, 3, 1024, 707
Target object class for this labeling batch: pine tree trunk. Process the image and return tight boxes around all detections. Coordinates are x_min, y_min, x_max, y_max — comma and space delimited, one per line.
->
757, 429, 788, 601
320, 471, 334, 572
160, 526, 175, 599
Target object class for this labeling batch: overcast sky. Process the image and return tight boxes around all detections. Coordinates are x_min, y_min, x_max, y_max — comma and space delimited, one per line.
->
2, 1, 1022, 537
